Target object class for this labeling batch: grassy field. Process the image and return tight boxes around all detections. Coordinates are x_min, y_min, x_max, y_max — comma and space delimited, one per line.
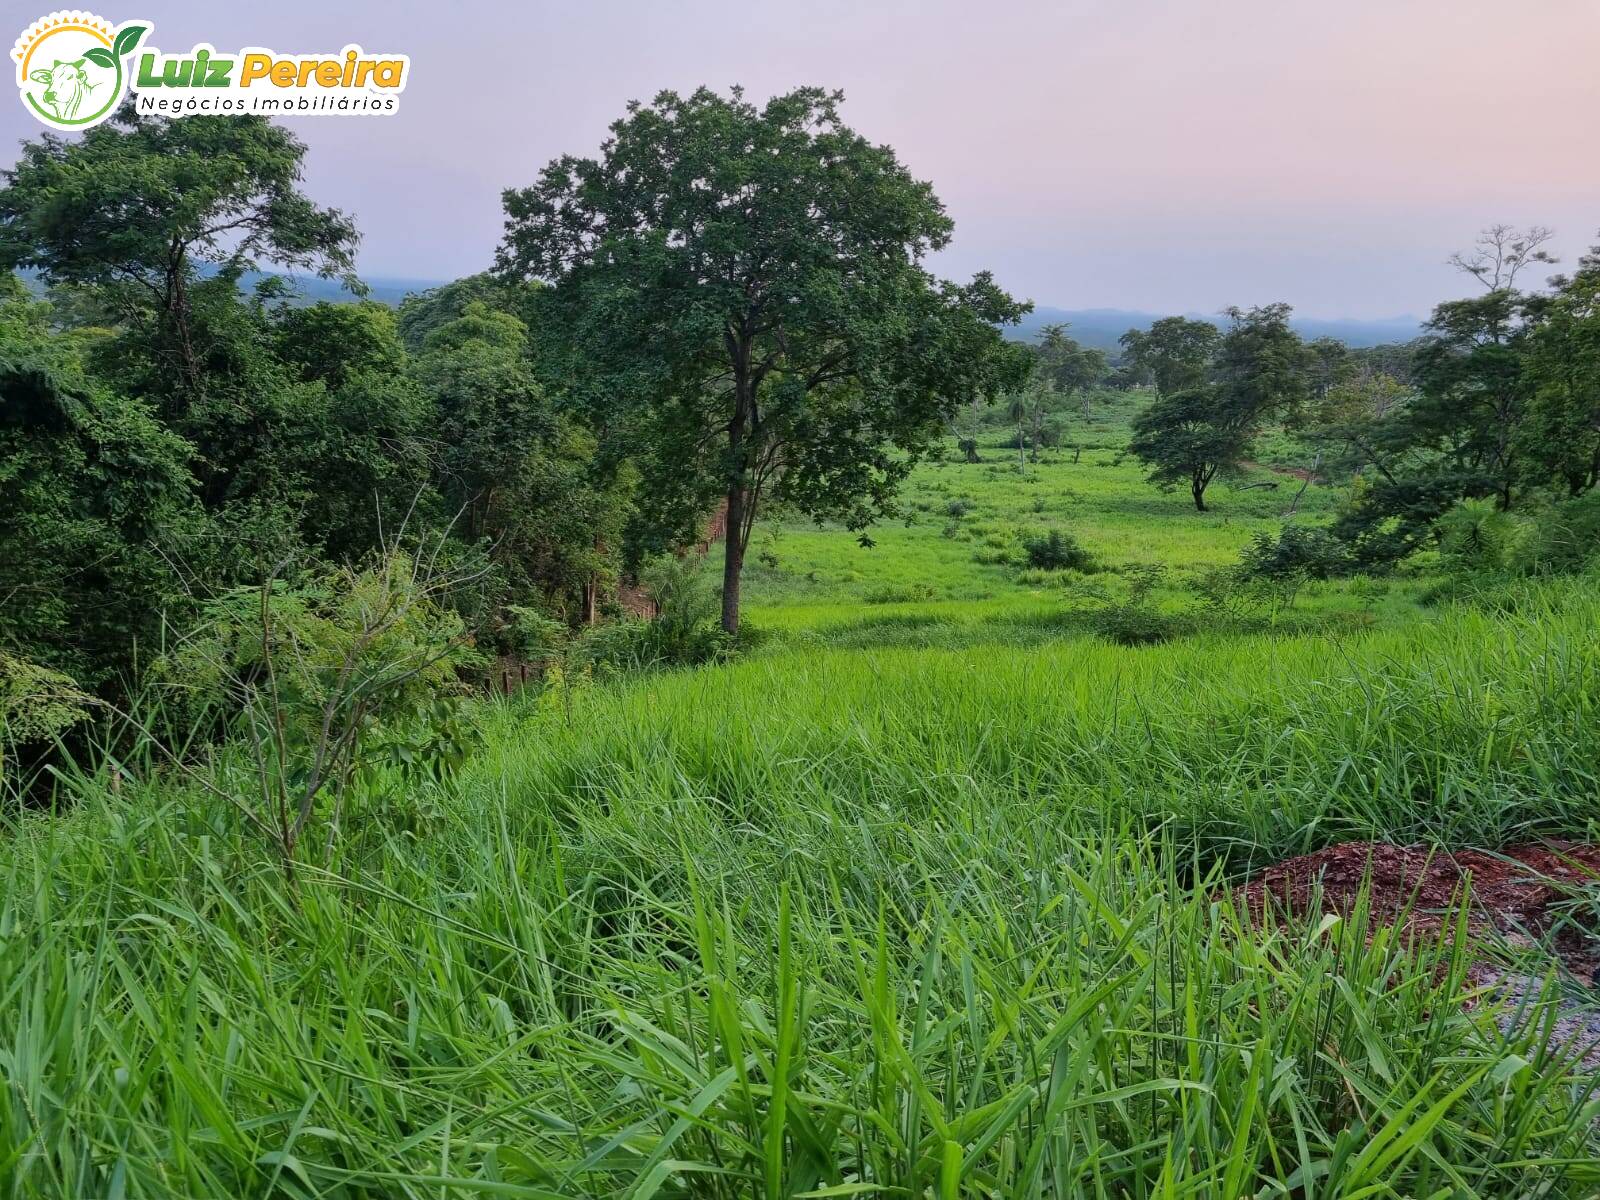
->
738, 391, 1417, 645
4, 392, 1600, 1197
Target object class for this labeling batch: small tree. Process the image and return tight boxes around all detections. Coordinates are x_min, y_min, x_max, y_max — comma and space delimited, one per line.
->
1127, 386, 1251, 510
1036, 323, 1108, 418
1128, 305, 1309, 511
497, 86, 1029, 635
158, 550, 480, 876
1118, 317, 1219, 398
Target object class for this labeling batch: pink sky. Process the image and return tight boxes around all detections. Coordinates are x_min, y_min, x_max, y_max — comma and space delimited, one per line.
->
5, 0, 1597, 317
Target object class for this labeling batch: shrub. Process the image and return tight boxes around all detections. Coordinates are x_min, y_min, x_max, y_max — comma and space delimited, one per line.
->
578, 553, 732, 673
1238, 524, 1349, 581
0, 652, 92, 749
0, 652, 93, 789
1508, 491, 1600, 575
1436, 499, 1521, 574
944, 497, 976, 518
1023, 529, 1095, 571
863, 582, 938, 604
1091, 603, 1179, 646
154, 552, 480, 872
576, 617, 731, 675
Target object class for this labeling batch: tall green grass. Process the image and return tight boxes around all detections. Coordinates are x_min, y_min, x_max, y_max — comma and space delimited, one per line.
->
2, 581, 1598, 1196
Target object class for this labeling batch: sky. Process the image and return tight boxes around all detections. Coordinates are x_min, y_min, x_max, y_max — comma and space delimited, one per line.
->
5, 0, 1598, 319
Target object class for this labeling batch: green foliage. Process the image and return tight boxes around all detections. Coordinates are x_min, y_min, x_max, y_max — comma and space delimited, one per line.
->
1238, 523, 1350, 581
1329, 231, 1600, 568
0, 104, 358, 396
1089, 599, 1180, 645
6, 583, 1600, 1194
0, 651, 91, 751
395, 271, 530, 353
498, 85, 1029, 632
154, 552, 478, 865
1519, 246, 1600, 497
274, 299, 406, 388
1128, 306, 1312, 511
1022, 527, 1094, 571
577, 554, 731, 673
639, 552, 721, 645
1437, 498, 1522, 574
0, 283, 201, 690
1117, 315, 1219, 396
1514, 490, 1600, 574
1127, 385, 1251, 510
1435, 491, 1600, 580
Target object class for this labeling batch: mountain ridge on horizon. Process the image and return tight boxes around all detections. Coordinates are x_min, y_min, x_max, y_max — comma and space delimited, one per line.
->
1009, 304, 1424, 350
18, 268, 1427, 349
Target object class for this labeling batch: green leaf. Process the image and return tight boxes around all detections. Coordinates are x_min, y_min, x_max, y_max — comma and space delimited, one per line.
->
113, 25, 148, 59
84, 47, 115, 69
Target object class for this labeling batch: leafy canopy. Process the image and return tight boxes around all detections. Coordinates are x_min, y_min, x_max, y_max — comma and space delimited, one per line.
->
497, 85, 1029, 631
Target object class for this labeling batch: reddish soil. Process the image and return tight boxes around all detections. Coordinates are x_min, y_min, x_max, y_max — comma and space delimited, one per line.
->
1236, 840, 1600, 982
1239, 459, 1318, 483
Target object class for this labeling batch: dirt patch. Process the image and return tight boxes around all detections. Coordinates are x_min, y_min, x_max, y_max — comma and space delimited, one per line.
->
1237, 841, 1600, 975
1236, 840, 1600, 1065
1240, 459, 1318, 483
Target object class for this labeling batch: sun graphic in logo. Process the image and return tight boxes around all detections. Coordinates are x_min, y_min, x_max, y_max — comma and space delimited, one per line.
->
11, 10, 148, 130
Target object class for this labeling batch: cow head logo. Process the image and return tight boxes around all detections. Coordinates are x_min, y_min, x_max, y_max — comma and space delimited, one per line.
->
12, 11, 147, 130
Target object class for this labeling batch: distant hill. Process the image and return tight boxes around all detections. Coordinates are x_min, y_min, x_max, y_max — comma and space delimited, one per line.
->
1008, 306, 1423, 351
231, 269, 440, 307
17, 265, 442, 308
18, 267, 1422, 347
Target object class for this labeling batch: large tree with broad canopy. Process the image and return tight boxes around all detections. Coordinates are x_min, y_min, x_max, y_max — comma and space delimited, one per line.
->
497, 85, 1029, 634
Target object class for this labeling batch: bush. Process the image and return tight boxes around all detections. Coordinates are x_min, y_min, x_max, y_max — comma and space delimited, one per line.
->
641, 554, 719, 644
1091, 603, 1180, 646
1436, 499, 1521, 574
1238, 524, 1349, 581
576, 617, 731, 674
153, 552, 480, 870
864, 583, 938, 604
1509, 491, 1600, 575
576, 553, 732, 674
944, 498, 976, 518
1023, 529, 1095, 572
0, 652, 91, 748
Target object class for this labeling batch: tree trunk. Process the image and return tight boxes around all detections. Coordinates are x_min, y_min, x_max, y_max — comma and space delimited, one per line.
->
1283, 450, 1321, 517
720, 482, 746, 636
720, 337, 756, 637
1192, 471, 1209, 511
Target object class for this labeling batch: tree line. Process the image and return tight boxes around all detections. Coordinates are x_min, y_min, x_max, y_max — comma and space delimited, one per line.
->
1111, 227, 1599, 571
0, 90, 1026, 731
